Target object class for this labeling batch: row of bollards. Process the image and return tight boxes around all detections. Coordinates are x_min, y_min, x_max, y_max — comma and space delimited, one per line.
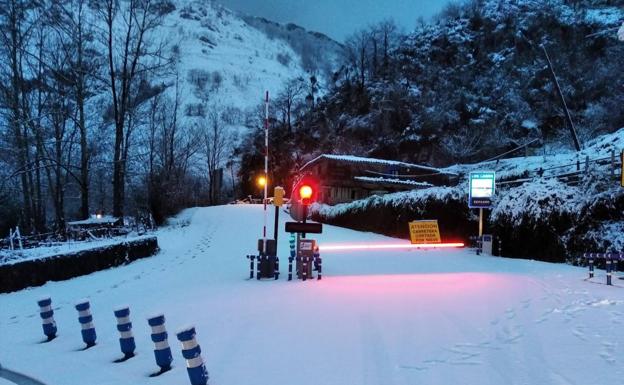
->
36, 297, 209, 385
582, 253, 622, 286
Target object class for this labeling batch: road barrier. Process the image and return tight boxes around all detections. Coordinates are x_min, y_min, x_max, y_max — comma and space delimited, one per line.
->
113, 306, 136, 360
75, 300, 96, 348
176, 326, 209, 385
37, 297, 57, 341
147, 314, 173, 373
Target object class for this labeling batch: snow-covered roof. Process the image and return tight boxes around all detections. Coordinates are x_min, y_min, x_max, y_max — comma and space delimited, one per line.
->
353, 176, 433, 188
67, 216, 119, 226
300, 154, 451, 174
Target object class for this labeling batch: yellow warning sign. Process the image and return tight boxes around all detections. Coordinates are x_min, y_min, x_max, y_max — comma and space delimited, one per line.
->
409, 220, 441, 244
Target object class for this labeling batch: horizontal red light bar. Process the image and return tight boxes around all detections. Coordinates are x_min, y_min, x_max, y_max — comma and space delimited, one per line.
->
319, 243, 465, 252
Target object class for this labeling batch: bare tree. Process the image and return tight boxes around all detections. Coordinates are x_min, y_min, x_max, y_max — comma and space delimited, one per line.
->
97, 0, 168, 218
48, 0, 98, 220
202, 106, 230, 205
276, 77, 305, 132
344, 29, 372, 89
0, 0, 43, 232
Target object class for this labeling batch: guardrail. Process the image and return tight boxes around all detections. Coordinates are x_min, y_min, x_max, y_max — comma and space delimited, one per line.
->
495, 149, 622, 188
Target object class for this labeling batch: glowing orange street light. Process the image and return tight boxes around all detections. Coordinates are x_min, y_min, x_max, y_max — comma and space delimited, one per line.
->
257, 176, 267, 188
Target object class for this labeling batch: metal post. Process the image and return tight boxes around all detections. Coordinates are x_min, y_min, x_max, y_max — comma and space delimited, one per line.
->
542, 45, 581, 152
274, 206, 279, 246
478, 208, 483, 237
611, 149, 615, 178
302, 205, 307, 238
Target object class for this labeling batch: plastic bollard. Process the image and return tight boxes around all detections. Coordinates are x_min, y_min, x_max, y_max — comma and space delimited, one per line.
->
302, 256, 308, 281
249, 255, 255, 279
176, 326, 209, 385
274, 257, 280, 280
256, 256, 261, 280
288, 256, 293, 281
75, 300, 96, 347
606, 259, 612, 286
147, 314, 173, 373
589, 259, 594, 279
114, 306, 136, 359
317, 256, 322, 281
37, 297, 57, 341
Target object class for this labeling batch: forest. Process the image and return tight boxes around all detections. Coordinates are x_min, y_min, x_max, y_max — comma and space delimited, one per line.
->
237, 0, 624, 197
1, 0, 623, 237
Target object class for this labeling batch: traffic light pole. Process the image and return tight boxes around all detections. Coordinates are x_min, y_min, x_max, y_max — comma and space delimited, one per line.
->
274, 205, 279, 245
301, 204, 307, 238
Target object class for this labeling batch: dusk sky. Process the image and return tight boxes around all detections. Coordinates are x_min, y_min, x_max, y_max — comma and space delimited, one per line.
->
218, 0, 451, 41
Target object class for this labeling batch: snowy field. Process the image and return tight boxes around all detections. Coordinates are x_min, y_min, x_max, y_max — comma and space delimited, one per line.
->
0, 205, 623, 385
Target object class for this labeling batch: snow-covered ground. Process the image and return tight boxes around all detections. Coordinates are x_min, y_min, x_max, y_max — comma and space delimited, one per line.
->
0, 205, 623, 385
0, 235, 155, 266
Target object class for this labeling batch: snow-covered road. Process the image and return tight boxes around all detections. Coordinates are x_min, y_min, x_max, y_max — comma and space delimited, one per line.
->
0, 205, 622, 385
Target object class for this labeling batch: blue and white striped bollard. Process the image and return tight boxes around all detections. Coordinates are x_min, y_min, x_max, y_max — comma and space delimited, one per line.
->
37, 297, 57, 341
588, 259, 594, 279
147, 314, 173, 373
314, 247, 322, 281
114, 306, 136, 359
177, 326, 209, 385
75, 300, 96, 347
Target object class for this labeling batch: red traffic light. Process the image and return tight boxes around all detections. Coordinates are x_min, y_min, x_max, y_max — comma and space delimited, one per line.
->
292, 175, 319, 206
300, 185, 313, 200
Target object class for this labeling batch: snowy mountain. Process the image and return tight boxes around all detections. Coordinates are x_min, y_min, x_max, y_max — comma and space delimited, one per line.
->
135, 0, 340, 128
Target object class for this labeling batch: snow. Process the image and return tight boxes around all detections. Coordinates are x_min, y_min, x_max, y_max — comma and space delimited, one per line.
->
353, 176, 433, 188
0, 235, 155, 266
1, 205, 623, 385
585, 8, 624, 26
619, 22, 624, 41
442, 126, 624, 182
67, 216, 118, 226
301, 154, 451, 174
311, 186, 462, 219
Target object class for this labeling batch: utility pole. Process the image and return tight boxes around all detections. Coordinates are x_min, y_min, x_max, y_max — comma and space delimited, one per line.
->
542, 45, 582, 152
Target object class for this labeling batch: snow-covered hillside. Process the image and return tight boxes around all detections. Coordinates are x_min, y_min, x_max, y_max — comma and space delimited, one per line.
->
152, 0, 327, 126
0, 205, 623, 385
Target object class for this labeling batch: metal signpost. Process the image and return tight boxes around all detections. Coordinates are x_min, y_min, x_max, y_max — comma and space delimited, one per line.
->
469, 171, 496, 237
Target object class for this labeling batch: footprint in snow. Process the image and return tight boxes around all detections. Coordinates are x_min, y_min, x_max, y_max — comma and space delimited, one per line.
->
571, 326, 587, 341
505, 309, 516, 320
